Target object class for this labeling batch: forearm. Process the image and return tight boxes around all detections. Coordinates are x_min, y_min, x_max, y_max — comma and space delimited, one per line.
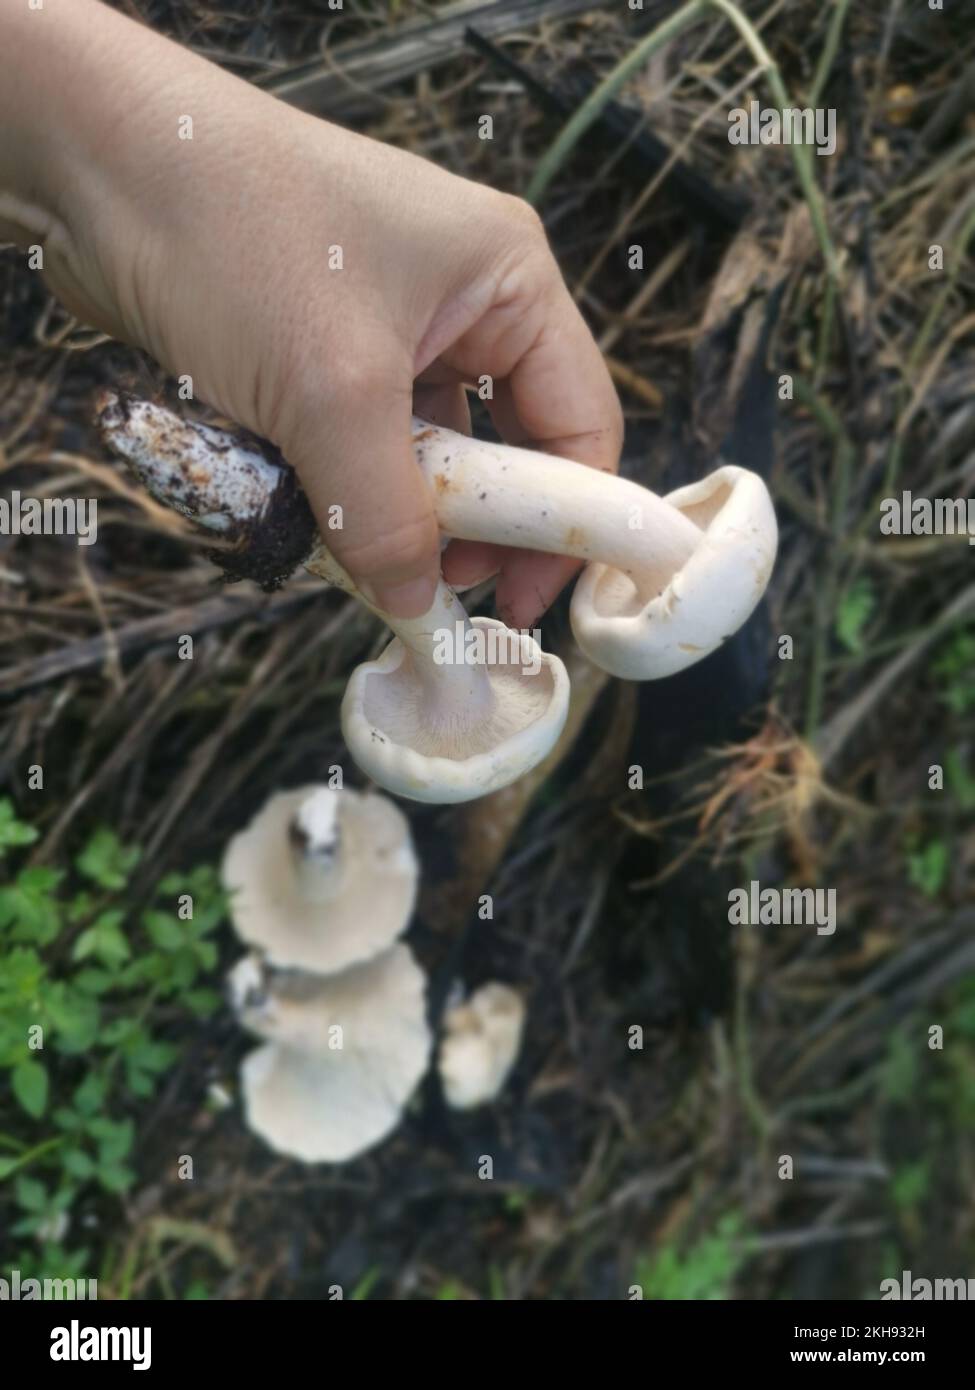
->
0, 0, 330, 351
0, 1, 401, 342
3, 0, 256, 230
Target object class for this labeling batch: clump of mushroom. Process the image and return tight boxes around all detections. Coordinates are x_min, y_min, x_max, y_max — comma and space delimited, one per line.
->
98, 393, 777, 801
221, 784, 430, 1163
438, 982, 526, 1110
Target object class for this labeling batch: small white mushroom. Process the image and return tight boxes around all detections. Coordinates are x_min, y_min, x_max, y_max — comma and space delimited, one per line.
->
222, 785, 417, 974
228, 944, 431, 1164
438, 982, 526, 1110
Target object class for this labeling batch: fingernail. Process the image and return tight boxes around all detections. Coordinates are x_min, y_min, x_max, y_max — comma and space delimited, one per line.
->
363, 575, 438, 619
451, 567, 499, 593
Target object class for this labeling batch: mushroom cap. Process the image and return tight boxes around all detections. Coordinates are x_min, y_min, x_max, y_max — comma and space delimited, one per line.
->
222, 786, 417, 973
438, 982, 526, 1110
229, 944, 431, 1164
570, 465, 777, 679
341, 617, 570, 804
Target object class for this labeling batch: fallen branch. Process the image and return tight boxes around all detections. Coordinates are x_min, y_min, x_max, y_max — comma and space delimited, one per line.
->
262, 0, 604, 117
0, 586, 322, 698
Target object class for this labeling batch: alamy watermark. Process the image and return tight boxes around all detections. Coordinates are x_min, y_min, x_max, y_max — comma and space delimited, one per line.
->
2, 1268, 152, 1372
0, 491, 97, 545
728, 880, 836, 936
50, 1319, 151, 1371
432, 623, 542, 677
0, 1267, 97, 1299
728, 100, 836, 156
880, 492, 974, 544
881, 1271, 975, 1300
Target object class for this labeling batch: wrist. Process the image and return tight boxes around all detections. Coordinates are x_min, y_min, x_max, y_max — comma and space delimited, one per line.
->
0, 0, 286, 335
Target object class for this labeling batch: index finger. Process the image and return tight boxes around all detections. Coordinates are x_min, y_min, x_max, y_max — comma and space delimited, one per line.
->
489, 282, 624, 629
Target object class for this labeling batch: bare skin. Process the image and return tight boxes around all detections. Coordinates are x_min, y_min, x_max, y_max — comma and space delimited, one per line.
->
0, 0, 622, 623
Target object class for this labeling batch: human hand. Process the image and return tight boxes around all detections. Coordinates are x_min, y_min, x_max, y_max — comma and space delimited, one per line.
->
2, 0, 622, 623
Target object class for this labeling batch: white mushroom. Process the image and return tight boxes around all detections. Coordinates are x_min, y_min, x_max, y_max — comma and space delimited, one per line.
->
438, 982, 526, 1110
408, 422, 778, 680
571, 466, 778, 678
222, 785, 417, 974
309, 545, 570, 804
228, 944, 431, 1164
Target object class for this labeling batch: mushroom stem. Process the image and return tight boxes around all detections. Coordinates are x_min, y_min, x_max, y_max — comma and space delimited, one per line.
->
304, 545, 496, 724
409, 419, 702, 592
98, 391, 702, 600
287, 788, 346, 904
291, 834, 346, 905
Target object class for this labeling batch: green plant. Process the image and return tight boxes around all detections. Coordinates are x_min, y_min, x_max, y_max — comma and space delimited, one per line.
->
890, 1160, 930, 1214
633, 1212, 747, 1300
0, 799, 224, 1274
503, 1188, 530, 1215
932, 629, 975, 715
927, 978, 975, 1130
435, 1279, 464, 1300
349, 1266, 382, 1300
944, 747, 975, 810
905, 837, 949, 898
879, 976, 975, 1277
835, 579, 875, 654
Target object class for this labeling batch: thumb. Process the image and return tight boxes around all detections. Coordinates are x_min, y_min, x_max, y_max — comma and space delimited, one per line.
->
282, 376, 441, 620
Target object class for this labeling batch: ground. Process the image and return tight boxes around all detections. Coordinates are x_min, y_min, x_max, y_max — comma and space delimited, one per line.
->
1, 0, 973, 1300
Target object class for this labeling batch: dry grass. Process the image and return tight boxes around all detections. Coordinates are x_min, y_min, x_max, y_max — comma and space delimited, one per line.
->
1, 0, 973, 1299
